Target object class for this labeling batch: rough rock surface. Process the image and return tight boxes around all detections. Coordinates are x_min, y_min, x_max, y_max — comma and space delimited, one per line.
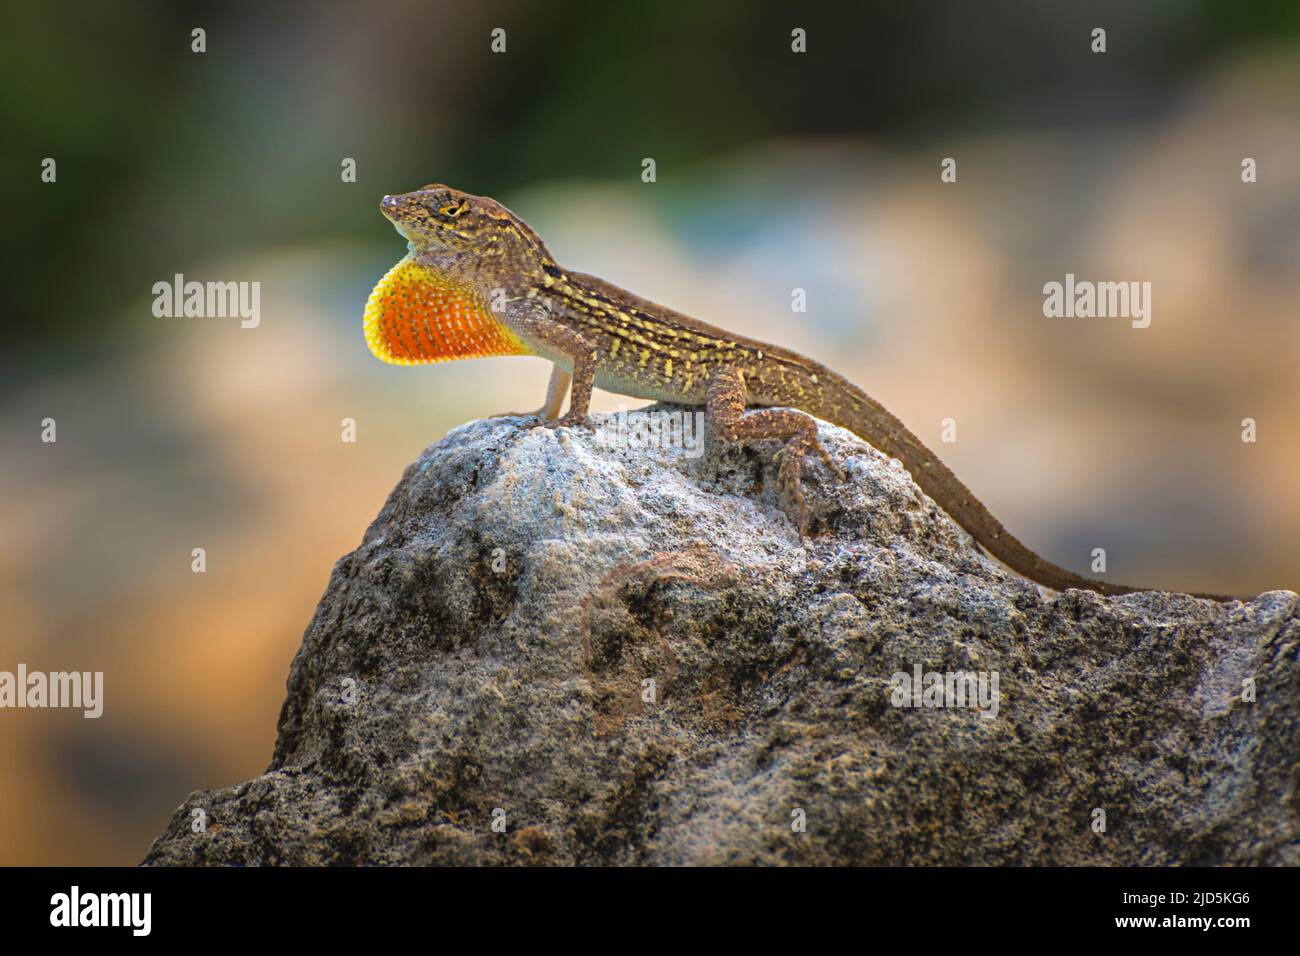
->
144, 409, 1299, 865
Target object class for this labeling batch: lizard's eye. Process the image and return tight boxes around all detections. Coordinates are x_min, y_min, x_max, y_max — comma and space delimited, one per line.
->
439, 200, 467, 218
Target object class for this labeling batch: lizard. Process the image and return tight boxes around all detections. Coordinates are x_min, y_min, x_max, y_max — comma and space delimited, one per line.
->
364, 183, 1242, 603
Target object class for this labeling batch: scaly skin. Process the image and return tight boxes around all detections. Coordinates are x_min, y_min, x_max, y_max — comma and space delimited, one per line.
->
367, 184, 1243, 602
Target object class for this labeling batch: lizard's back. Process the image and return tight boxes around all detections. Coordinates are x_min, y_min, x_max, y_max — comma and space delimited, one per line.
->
554, 269, 833, 407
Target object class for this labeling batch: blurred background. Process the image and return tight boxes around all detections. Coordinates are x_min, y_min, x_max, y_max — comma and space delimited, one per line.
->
2, 0, 1297, 864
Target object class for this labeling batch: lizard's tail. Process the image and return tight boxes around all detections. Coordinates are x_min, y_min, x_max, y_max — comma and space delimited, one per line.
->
806, 370, 1241, 602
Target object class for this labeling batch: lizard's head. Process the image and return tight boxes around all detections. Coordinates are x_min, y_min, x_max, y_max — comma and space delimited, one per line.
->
380, 184, 551, 267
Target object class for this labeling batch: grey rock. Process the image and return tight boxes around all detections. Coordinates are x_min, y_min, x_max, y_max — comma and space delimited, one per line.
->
143, 408, 1299, 865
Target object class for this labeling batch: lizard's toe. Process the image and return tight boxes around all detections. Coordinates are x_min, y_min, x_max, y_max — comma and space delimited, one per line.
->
811, 435, 846, 481
774, 444, 812, 534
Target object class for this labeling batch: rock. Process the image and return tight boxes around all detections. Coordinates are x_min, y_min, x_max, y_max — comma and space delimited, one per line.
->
142, 408, 1299, 865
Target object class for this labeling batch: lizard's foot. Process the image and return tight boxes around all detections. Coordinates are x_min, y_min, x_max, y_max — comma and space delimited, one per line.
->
702, 369, 842, 536
773, 440, 813, 535
547, 411, 592, 431
772, 433, 843, 534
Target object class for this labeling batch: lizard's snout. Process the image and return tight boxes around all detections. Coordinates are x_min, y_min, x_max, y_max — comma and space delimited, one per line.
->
380, 194, 416, 231
380, 194, 419, 241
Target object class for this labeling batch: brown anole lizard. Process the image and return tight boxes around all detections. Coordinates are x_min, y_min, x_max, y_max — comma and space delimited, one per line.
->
365, 184, 1242, 602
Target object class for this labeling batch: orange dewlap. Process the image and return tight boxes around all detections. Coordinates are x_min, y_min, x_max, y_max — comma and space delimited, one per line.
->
363, 255, 533, 365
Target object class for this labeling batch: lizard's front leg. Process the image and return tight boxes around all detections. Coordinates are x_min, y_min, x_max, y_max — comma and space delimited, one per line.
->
508, 306, 596, 429
706, 366, 844, 534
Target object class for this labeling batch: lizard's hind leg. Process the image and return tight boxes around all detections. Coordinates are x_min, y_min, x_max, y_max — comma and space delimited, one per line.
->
706, 366, 844, 534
